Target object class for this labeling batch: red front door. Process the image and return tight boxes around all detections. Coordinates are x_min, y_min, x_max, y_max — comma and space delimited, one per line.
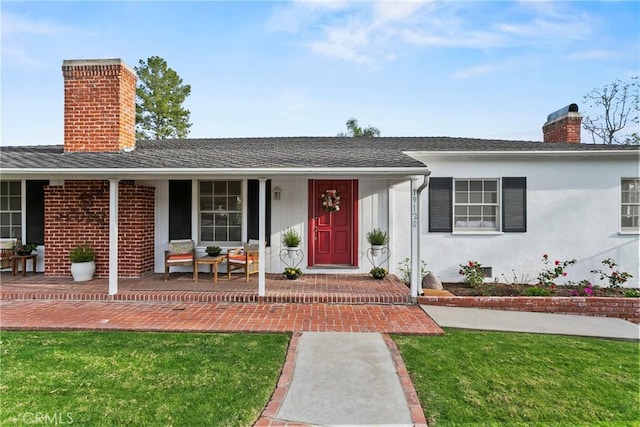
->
308, 180, 358, 266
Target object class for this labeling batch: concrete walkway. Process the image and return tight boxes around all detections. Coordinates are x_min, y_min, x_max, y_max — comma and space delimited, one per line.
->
275, 333, 413, 426
421, 305, 640, 340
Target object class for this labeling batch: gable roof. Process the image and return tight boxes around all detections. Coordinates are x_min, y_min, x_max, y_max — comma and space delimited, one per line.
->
1, 137, 638, 179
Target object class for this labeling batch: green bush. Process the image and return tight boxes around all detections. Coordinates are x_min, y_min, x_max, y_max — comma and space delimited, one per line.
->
522, 286, 552, 296
69, 245, 95, 263
281, 228, 301, 247
366, 228, 388, 245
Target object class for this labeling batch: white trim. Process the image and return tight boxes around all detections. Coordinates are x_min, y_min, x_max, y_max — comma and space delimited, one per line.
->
258, 178, 267, 297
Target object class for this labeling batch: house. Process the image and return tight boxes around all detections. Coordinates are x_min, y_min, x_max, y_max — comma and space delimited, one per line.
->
1, 58, 638, 298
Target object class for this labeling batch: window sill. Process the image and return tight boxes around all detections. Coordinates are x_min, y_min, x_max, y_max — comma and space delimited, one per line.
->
452, 231, 504, 236
618, 230, 640, 235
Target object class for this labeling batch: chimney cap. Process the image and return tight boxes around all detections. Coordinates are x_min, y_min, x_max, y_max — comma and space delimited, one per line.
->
546, 103, 579, 122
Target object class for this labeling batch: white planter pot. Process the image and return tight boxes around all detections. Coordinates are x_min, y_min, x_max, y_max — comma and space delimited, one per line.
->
287, 246, 300, 259
371, 245, 384, 257
71, 261, 95, 282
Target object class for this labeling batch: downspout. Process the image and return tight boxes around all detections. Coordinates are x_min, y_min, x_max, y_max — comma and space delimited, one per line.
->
410, 173, 431, 300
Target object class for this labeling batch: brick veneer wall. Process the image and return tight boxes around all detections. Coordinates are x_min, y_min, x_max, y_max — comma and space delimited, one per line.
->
44, 180, 155, 278
542, 115, 582, 143
62, 59, 136, 153
418, 296, 640, 324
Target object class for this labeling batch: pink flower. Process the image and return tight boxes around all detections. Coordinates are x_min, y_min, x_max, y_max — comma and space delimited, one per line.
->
563, 272, 568, 276
468, 261, 474, 267
554, 260, 560, 265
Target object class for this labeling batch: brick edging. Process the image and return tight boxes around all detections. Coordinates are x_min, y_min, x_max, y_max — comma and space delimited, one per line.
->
418, 296, 640, 324
382, 334, 428, 427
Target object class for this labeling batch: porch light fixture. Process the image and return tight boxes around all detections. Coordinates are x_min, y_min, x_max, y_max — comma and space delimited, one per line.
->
273, 186, 282, 201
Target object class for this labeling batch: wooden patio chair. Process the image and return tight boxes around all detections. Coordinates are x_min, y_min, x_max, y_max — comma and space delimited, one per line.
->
226, 240, 260, 282
0, 239, 16, 270
164, 239, 195, 281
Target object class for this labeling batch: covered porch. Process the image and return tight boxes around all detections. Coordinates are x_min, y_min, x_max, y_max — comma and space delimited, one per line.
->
0, 272, 413, 304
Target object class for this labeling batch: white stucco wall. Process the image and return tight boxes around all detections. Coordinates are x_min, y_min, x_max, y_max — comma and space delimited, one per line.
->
392, 155, 640, 288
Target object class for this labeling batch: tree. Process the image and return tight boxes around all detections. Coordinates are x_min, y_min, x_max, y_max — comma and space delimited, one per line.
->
337, 118, 381, 137
582, 77, 639, 145
135, 56, 192, 140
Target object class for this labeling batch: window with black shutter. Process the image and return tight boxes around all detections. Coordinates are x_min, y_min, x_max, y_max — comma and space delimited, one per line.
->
169, 180, 192, 240
26, 180, 47, 245
247, 179, 271, 246
502, 177, 527, 232
428, 178, 453, 232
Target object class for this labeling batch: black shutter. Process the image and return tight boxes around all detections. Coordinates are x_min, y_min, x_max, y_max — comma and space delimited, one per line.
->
247, 180, 271, 246
502, 177, 527, 232
429, 178, 453, 232
169, 180, 192, 240
26, 180, 47, 245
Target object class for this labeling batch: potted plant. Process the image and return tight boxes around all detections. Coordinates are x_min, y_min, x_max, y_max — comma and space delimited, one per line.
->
367, 228, 388, 257
69, 244, 96, 282
370, 266, 387, 280
282, 228, 301, 259
206, 245, 222, 257
13, 240, 38, 256
284, 267, 303, 280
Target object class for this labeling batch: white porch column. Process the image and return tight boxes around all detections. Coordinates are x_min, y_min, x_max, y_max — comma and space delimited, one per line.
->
258, 178, 267, 297
410, 177, 420, 298
108, 178, 119, 295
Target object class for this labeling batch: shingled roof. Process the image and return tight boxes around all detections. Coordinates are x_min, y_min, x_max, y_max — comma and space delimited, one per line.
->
1, 137, 638, 172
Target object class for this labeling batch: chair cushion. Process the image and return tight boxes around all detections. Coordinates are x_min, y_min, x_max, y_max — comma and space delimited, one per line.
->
168, 239, 194, 254
0, 239, 16, 250
167, 254, 193, 262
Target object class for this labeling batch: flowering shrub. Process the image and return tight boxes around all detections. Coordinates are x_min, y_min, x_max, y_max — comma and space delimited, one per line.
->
397, 258, 428, 285
283, 267, 302, 277
370, 267, 387, 279
590, 258, 633, 289
459, 261, 486, 288
569, 280, 595, 297
537, 254, 576, 288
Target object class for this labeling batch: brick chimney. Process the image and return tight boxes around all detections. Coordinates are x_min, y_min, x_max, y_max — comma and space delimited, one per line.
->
542, 103, 582, 144
62, 59, 137, 152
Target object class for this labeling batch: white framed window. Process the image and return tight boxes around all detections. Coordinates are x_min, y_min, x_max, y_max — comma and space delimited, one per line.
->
199, 180, 242, 243
0, 181, 22, 239
453, 179, 499, 231
621, 178, 640, 232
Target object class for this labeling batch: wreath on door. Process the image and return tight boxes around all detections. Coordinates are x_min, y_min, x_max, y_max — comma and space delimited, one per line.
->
321, 189, 341, 212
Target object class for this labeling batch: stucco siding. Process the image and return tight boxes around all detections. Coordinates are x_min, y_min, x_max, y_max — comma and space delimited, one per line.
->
392, 157, 639, 287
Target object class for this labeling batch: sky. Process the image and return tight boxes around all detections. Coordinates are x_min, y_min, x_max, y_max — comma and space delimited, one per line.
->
2, 0, 639, 146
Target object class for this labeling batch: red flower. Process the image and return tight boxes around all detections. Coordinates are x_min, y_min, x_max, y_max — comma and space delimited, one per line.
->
543, 254, 548, 259
554, 260, 560, 265
468, 261, 474, 267
563, 272, 568, 276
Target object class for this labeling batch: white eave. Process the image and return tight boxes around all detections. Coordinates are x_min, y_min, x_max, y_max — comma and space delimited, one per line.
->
0, 166, 431, 180
404, 150, 640, 161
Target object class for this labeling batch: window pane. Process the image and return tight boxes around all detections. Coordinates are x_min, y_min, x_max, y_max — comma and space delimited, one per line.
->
485, 181, 497, 192
455, 181, 468, 191
200, 213, 213, 227
455, 192, 468, 203
228, 196, 241, 211
9, 196, 20, 210
469, 206, 481, 216
486, 191, 498, 203
200, 228, 213, 242
214, 181, 226, 194
229, 213, 242, 226
214, 213, 227, 226
470, 192, 482, 203
11, 212, 21, 225
470, 181, 482, 191
200, 181, 212, 195
214, 227, 227, 241
200, 196, 213, 211
229, 227, 241, 241
213, 196, 227, 210
228, 181, 241, 195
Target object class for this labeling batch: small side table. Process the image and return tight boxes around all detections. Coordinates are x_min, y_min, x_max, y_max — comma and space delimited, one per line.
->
194, 255, 225, 283
11, 254, 37, 276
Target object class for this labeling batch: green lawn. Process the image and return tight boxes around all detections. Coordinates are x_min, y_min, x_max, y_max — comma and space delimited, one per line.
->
394, 329, 640, 427
0, 331, 289, 426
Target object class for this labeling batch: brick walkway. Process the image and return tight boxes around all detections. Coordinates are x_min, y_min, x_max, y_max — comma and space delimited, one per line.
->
0, 299, 442, 334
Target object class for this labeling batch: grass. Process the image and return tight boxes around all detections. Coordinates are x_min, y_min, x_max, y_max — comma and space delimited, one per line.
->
393, 329, 639, 427
0, 331, 289, 426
